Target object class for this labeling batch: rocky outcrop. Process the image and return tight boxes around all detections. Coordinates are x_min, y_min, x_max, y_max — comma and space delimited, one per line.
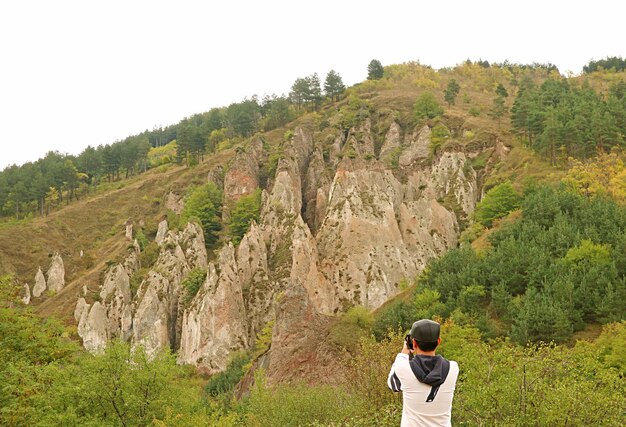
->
75, 220, 207, 356
399, 125, 431, 166
207, 165, 225, 188
46, 253, 65, 293
125, 219, 133, 240
155, 219, 168, 245
21, 284, 30, 305
165, 192, 184, 214
317, 165, 414, 309
75, 298, 108, 353
379, 121, 402, 161
177, 245, 248, 372
343, 119, 375, 160
265, 276, 337, 385
72, 118, 490, 384
100, 264, 133, 341
132, 222, 207, 356
302, 147, 330, 232
224, 138, 263, 202
32, 267, 46, 297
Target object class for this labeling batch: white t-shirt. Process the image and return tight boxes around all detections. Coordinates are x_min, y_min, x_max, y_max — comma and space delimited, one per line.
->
387, 353, 459, 427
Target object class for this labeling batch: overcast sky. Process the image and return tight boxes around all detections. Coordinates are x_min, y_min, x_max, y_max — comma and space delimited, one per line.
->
1, 0, 624, 170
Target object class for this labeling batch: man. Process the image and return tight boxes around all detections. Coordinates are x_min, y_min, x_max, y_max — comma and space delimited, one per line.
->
387, 319, 459, 427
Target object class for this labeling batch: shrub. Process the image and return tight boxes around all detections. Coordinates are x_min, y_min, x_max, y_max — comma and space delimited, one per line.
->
372, 299, 415, 340
414, 92, 443, 120
181, 183, 223, 249
135, 229, 149, 251
138, 241, 160, 268
474, 181, 521, 227
182, 268, 207, 305
243, 371, 360, 427
229, 189, 262, 245
469, 106, 481, 116
205, 351, 251, 397
429, 124, 451, 157
328, 306, 373, 350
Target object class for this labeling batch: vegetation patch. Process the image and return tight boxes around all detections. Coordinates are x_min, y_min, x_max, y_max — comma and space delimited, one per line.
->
180, 182, 223, 249
229, 189, 262, 245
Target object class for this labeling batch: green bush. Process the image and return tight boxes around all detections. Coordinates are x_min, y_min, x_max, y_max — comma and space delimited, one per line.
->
229, 189, 262, 245
138, 241, 160, 268
181, 183, 223, 249
474, 181, 521, 227
414, 92, 443, 120
135, 229, 149, 251
429, 123, 451, 157
372, 299, 415, 340
468, 106, 481, 116
243, 371, 361, 427
182, 268, 207, 305
205, 351, 251, 397
328, 306, 373, 350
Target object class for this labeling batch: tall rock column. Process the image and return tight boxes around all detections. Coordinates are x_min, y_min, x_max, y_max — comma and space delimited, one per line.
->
47, 253, 65, 293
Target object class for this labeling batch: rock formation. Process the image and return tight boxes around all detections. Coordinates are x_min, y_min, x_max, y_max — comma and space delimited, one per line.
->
72, 118, 500, 382
46, 253, 65, 293
32, 267, 46, 297
125, 219, 133, 240
21, 284, 30, 305
165, 192, 185, 214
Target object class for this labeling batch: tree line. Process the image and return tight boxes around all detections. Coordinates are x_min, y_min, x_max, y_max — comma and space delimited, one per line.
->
511, 77, 626, 163
0, 69, 348, 219
583, 56, 626, 73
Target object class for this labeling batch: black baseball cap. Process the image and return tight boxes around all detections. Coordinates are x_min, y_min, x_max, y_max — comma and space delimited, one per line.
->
410, 319, 440, 342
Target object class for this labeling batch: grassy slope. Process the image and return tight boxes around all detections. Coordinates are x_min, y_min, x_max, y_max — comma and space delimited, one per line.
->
0, 151, 233, 322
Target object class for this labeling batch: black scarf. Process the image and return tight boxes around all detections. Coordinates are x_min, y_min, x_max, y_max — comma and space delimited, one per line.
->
409, 355, 450, 402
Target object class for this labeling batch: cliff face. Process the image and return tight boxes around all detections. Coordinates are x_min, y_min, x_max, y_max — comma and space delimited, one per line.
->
73, 116, 500, 380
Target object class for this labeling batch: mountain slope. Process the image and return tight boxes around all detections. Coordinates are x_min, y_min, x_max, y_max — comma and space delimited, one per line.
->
0, 62, 572, 383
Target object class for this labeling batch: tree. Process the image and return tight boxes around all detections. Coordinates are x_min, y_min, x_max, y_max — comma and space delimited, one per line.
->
414, 92, 443, 120
181, 183, 223, 248
289, 77, 309, 111
324, 70, 345, 101
307, 73, 322, 110
229, 189, 261, 244
495, 83, 509, 98
489, 94, 507, 127
76, 145, 102, 186
474, 181, 521, 227
444, 79, 461, 107
261, 95, 293, 131
367, 59, 384, 80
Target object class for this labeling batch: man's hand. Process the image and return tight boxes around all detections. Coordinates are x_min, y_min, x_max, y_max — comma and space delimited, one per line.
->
401, 340, 413, 355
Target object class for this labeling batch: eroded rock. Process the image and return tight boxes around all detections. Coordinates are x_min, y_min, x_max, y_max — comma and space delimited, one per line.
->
46, 253, 65, 293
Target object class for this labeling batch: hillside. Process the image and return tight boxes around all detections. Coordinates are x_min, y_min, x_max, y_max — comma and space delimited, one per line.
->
1, 61, 626, 426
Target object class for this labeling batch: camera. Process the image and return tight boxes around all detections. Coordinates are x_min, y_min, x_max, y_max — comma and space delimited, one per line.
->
405, 334, 414, 350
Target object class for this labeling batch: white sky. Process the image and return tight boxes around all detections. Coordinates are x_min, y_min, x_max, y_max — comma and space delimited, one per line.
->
1, 0, 624, 169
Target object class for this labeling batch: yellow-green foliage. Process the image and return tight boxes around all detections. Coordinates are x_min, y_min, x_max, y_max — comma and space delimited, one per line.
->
243, 370, 361, 427
148, 141, 177, 167
182, 268, 207, 305
563, 150, 626, 202
229, 189, 262, 245
385, 61, 440, 88
474, 181, 521, 227
429, 123, 451, 157
253, 319, 275, 359
328, 306, 374, 350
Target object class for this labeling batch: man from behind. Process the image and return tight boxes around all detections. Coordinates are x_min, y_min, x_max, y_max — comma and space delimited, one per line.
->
387, 319, 459, 427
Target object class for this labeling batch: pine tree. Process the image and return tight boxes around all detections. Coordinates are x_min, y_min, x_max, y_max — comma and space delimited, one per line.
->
367, 59, 384, 80
444, 79, 461, 107
324, 70, 345, 101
